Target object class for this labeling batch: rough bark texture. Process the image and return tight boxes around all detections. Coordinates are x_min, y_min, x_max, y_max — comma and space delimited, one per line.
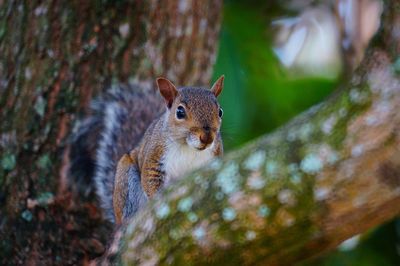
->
0, 0, 222, 264
111, 1, 400, 265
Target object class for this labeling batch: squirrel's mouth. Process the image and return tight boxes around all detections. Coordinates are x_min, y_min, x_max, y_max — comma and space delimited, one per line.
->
186, 134, 213, 151
196, 145, 207, 151
194, 139, 214, 151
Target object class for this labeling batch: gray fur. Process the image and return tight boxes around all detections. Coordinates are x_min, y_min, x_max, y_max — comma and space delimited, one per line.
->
123, 165, 148, 220
69, 84, 164, 222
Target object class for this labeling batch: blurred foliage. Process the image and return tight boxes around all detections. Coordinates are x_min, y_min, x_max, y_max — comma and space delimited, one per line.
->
302, 219, 400, 266
212, 0, 399, 265
213, 0, 337, 149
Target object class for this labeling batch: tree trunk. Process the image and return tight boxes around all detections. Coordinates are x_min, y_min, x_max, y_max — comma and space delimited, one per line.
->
0, 0, 222, 264
108, 1, 400, 265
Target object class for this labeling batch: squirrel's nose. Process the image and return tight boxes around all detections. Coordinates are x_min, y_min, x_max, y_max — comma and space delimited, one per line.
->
199, 133, 213, 145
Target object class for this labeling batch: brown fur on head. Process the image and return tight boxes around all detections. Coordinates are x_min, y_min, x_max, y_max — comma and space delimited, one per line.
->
156, 76, 224, 150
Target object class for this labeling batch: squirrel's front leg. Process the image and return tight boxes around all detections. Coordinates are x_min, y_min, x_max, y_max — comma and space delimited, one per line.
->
141, 157, 165, 198
113, 151, 138, 224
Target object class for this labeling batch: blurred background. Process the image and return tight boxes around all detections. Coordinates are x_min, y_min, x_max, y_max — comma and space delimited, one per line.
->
214, 0, 399, 265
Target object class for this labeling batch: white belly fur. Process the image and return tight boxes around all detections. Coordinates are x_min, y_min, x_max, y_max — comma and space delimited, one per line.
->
163, 141, 214, 183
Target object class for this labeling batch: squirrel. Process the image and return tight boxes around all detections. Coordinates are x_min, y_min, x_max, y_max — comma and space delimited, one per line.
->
69, 76, 224, 224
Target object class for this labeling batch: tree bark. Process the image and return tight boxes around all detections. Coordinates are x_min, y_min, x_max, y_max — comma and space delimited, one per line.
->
0, 0, 222, 264
112, 1, 400, 265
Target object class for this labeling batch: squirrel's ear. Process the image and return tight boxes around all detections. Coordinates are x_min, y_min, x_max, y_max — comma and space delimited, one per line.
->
156, 77, 178, 108
210, 75, 224, 97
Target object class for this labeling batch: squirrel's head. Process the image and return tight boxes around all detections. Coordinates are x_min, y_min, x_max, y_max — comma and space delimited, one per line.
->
156, 76, 224, 151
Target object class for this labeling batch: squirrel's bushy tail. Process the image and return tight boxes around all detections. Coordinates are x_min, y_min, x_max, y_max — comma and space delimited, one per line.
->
69, 84, 164, 222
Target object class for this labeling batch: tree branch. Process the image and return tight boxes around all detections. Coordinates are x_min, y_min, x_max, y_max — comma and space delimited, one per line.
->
116, 2, 400, 265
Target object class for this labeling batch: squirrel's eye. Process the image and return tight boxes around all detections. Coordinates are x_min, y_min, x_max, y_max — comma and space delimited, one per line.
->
219, 108, 223, 118
176, 106, 186, 119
